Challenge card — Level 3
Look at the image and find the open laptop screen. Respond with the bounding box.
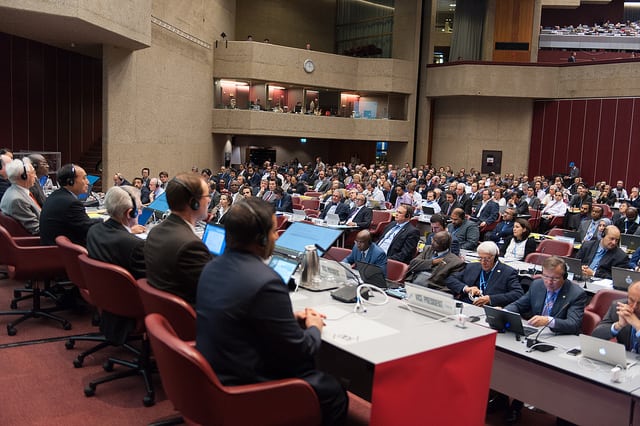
[275,222,342,257]
[201,223,226,256]
[148,192,169,213]
[268,255,299,284]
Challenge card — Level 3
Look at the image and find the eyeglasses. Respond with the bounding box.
[478,256,494,262]
[542,275,562,282]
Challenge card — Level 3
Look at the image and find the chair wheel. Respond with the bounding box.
[7,325,16,336]
[84,385,96,397]
[65,340,75,349]
[143,395,155,407]
[103,360,114,372]
[62,322,72,330]
[9,301,17,310]
[73,358,83,368]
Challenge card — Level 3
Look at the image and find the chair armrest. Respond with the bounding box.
[14,237,41,247]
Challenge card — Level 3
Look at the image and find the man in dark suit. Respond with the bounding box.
[406,231,464,288]
[578,204,604,243]
[144,173,212,305]
[87,185,146,344]
[503,256,587,422]
[39,164,102,246]
[615,206,639,235]
[196,198,347,426]
[472,189,499,228]
[485,208,516,243]
[575,225,628,280]
[507,190,529,216]
[312,170,331,193]
[446,241,523,306]
[344,193,372,229]
[441,190,461,218]
[28,153,49,207]
[273,187,293,213]
[376,204,420,264]
[455,183,472,215]
[319,190,350,222]
[343,229,387,275]
[592,281,640,351]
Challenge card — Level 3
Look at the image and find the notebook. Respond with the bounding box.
[611,266,640,291]
[483,305,538,336]
[579,334,635,369]
[201,223,226,256]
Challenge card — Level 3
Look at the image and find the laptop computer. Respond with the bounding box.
[579,334,636,369]
[611,266,640,291]
[325,213,340,226]
[561,256,585,282]
[147,191,170,213]
[291,209,306,222]
[201,223,226,256]
[561,229,581,242]
[137,207,155,226]
[621,234,640,252]
[275,222,343,258]
[268,255,300,285]
[483,305,538,336]
[423,206,436,215]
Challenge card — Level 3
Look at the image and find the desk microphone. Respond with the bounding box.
[526,300,571,352]
[314,244,367,303]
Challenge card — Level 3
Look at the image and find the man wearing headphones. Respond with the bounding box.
[0,158,41,235]
[196,197,348,426]
[86,186,147,343]
[144,172,211,305]
[446,241,523,307]
[502,256,586,423]
[377,204,420,264]
[87,186,146,280]
[575,225,628,279]
[39,164,102,246]
[0,153,12,203]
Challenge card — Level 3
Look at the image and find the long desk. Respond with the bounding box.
[462,303,640,426]
[290,289,496,426]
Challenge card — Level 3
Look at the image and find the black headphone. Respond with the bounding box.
[239,200,269,247]
[67,164,76,186]
[171,177,200,211]
[559,258,569,280]
[126,190,138,219]
[20,160,27,180]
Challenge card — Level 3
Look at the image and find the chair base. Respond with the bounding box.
[1,282,71,335]
[66,333,141,368]
[83,339,155,407]
[147,414,184,426]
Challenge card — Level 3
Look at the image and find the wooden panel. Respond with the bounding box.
[581,99,601,185]
[27,41,44,151]
[555,100,572,174]
[540,101,559,176]
[528,102,545,174]
[0,33,11,148]
[567,100,587,178]
[611,98,633,185]
[595,99,616,185]
[493,0,534,63]
[629,99,640,187]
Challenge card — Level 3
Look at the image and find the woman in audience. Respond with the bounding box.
[500,218,536,261]
[492,187,506,207]
[597,218,612,240]
[213,193,232,224]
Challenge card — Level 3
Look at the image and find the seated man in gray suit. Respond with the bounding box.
[0,158,40,235]
[405,230,464,288]
[447,208,480,251]
[502,255,587,423]
[592,281,640,351]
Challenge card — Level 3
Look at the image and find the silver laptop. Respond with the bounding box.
[291,209,306,222]
[611,266,640,291]
[579,334,636,369]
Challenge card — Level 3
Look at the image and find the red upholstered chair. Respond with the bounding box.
[547,228,568,237]
[275,215,288,230]
[56,236,120,368]
[145,313,323,426]
[536,239,573,257]
[581,310,600,335]
[77,253,155,406]
[137,278,196,342]
[387,259,409,283]
[0,212,31,237]
[585,288,627,323]
[326,247,352,262]
[304,209,320,218]
[524,252,551,266]
[301,198,320,210]
[0,225,70,335]
[593,203,613,219]
[303,191,322,197]
[369,212,392,239]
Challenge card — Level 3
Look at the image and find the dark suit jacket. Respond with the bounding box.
[274,194,293,213]
[441,200,461,217]
[86,218,146,344]
[29,179,47,207]
[377,221,420,264]
[473,200,499,224]
[144,214,212,305]
[196,249,322,384]
[86,218,146,280]
[457,194,473,215]
[319,201,350,221]
[39,188,102,246]
[343,242,387,275]
[575,240,629,279]
[346,206,373,229]
[446,261,523,306]
[592,298,636,350]
[504,279,587,334]
[616,218,639,235]
[486,220,514,243]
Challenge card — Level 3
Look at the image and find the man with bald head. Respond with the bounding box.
[575,225,628,279]
[342,229,387,275]
[405,230,464,288]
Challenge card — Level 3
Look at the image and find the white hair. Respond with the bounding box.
[477,241,499,256]
[104,186,141,219]
[5,158,33,183]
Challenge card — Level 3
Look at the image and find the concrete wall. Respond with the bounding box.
[103,0,234,185]
[430,97,533,174]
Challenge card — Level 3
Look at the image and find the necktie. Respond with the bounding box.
[542,291,557,316]
[584,221,597,241]
[29,192,41,208]
[632,328,639,353]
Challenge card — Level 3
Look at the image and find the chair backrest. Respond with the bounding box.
[137,278,196,341]
[387,259,409,283]
[594,203,613,219]
[370,210,392,229]
[301,199,320,210]
[0,212,31,237]
[581,310,600,335]
[523,252,551,266]
[585,288,627,318]
[55,235,89,290]
[326,246,351,261]
[0,225,64,279]
[145,313,321,426]
[303,191,322,197]
[536,239,573,257]
[77,253,145,319]
[276,215,288,230]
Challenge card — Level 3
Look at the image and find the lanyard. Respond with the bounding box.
[479,263,497,293]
